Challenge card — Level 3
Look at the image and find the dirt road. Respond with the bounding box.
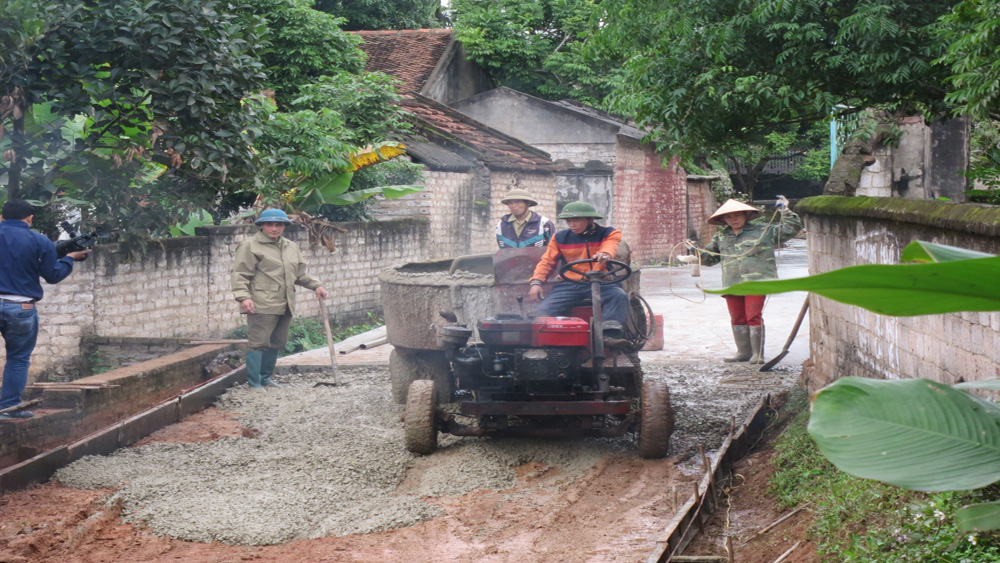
[0,246,809,562]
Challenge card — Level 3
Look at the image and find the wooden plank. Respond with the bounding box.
[646,395,775,563]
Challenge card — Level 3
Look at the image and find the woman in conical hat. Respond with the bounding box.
[681,198,802,364]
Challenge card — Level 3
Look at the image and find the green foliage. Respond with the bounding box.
[233,0,365,107]
[594,0,956,162]
[452,0,622,104]
[721,240,1000,534]
[809,377,1000,492]
[965,119,1000,203]
[1,0,268,252]
[312,0,440,32]
[2,0,415,253]
[292,72,411,147]
[317,158,425,222]
[937,0,1000,122]
[771,408,1000,561]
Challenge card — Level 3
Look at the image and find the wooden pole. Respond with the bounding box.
[318,297,342,385]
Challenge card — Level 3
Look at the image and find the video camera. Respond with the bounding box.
[55,221,107,259]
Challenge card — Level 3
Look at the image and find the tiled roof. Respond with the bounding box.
[353,29,454,94]
[552,98,645,140]
[401,94,557,172]
[397,134,476,172]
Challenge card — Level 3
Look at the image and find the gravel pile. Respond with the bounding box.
[55,362,798,546]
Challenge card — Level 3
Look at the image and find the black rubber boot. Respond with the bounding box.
[724,325,752,362]
[749,325,765,364]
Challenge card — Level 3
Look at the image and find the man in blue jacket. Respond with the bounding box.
[0,200,90,418]
[496,189,555,249]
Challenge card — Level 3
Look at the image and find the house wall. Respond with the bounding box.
[539,143,617,167]
[421,43,494,105]
[797,196,1000,393]
[8,219,430,382]
[612,138,692,264]
[451,91,619,145]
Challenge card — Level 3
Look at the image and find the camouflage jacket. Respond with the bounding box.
[700,211,802,288]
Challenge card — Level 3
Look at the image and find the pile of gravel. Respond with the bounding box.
[55,362,798,545]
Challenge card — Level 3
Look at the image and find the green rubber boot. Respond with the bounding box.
[260,349,281,387]
[749,325,765,364]
[724,325,752,362]
[245,350,264,389]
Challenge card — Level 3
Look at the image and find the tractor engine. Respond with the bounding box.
[447,315,593,396]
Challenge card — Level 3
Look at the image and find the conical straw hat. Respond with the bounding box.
[708,199,762,226]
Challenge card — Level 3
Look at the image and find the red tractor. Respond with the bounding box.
[404,258,674,458]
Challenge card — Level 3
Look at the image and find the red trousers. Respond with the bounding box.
[724,295,766,326]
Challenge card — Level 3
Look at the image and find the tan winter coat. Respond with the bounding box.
[231,230,323,315]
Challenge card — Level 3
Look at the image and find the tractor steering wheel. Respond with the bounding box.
[559,258,631,286]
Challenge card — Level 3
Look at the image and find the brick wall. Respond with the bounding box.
[798,196,1000,392]
[14,219,430,381]
[612,138,692,264]
[372,167,558,255]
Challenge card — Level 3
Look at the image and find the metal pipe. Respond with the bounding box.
[358,335,388,350]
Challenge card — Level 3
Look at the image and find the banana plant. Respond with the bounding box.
[712,241,1000,531]
[287,143,421,214]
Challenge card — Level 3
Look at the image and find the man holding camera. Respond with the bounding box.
[0,200,91,419]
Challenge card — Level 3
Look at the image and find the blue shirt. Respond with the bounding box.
[0,220,75,301]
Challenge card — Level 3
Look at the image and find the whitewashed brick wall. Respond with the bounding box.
[800,198,1000,392]
[14,219,430,381]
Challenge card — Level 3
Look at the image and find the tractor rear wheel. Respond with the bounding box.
[405,379,438,455]
[638,380,674,459]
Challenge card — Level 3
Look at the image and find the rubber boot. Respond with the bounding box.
[749,325,765,364]
[260,349,281,388]
[724,325,752,362]
[245,350,264,389]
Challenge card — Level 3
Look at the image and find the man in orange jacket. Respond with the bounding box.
[528,201,628,339]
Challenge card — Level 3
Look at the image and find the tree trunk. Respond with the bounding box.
[824,126,888,196]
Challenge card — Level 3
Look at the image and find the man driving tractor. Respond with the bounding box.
[528,201,628,344]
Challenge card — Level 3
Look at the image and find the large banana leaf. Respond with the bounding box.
[808,377,1000,492]
[296,172,354,213]
[899,241,994,263]
[955,502,1000,532]
[325,184,423,206]
[708,248,1000,316]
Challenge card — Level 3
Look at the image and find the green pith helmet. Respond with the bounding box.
[557,201,603,219]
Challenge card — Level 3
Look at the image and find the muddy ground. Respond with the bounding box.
[0,245,815,562]
[0,360,803,563]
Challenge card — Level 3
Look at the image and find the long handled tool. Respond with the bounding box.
[759,299,809,372]
[317,297,343,385]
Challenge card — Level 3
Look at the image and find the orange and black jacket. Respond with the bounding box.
[530,223,622,283]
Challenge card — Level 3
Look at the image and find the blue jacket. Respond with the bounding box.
[496,211,555,248]
[0,220,75,300]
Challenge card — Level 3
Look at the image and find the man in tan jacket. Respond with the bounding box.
[232,209,328,388]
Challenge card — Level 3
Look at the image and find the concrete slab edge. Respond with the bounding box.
[0,366,248,495]
[646,394,777,563]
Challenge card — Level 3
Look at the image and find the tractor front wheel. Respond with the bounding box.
[637,380,675,459]
[405,379,438,455]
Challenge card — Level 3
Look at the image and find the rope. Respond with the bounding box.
[665,207,788,309]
